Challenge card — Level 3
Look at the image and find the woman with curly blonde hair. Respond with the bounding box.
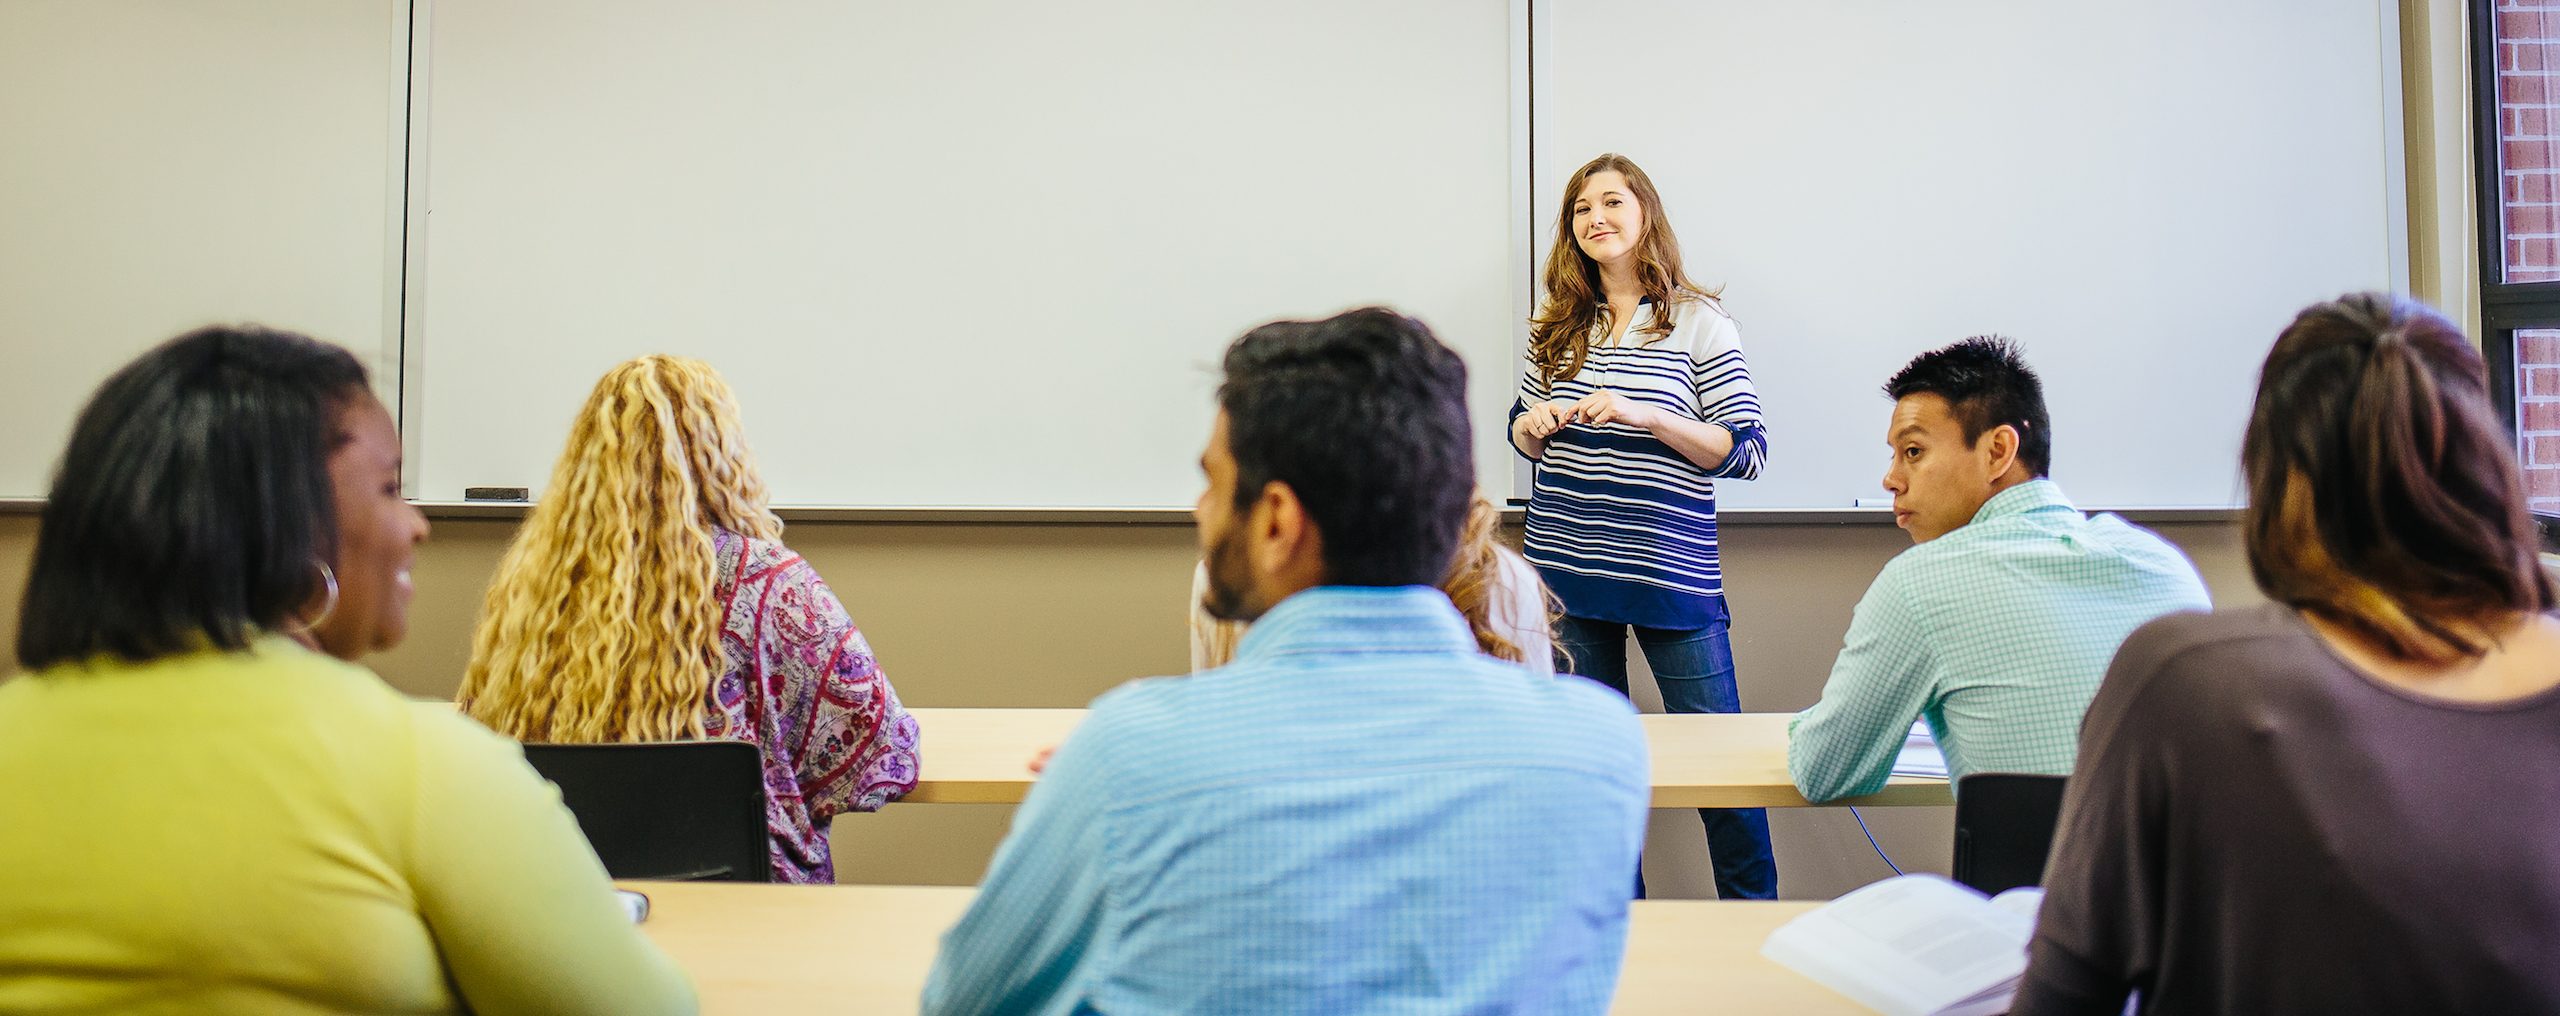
[459,355,918,884]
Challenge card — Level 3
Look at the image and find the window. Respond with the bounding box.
[2474,0,2560,542]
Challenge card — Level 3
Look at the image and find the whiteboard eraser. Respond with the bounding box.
[1852,498,1893,508]
[464,486,530,502]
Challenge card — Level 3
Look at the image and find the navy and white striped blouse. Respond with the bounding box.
[1510,298,1767,629]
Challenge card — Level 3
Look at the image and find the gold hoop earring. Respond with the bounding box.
[300,561,339,631]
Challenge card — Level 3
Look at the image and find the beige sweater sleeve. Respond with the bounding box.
[1491,547,1556,675]
[1188,561,1244,672]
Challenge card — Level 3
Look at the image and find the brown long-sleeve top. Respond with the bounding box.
[2014,604,2560,1016]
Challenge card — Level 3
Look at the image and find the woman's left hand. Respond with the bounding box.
[1568,390,1659,431]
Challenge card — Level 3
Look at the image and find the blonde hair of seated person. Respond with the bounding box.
[1192,497,1557,670]
[459,355,783,741]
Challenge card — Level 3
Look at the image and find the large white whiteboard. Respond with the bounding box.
[1531,0,2404,510]
[0,0,406,500]
[1,3,2407,510]
[407,0,1522,508]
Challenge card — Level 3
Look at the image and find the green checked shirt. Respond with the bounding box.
[1787,480,2211,802]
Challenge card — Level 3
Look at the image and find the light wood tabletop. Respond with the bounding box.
[903,707,1950,809]
[619,880,1869,1015]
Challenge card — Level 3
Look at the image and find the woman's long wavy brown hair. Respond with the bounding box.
[1527,153,1720,383]
[458,355,784,742]
[2245,293,2556,665]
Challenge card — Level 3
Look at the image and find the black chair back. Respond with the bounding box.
[1951,772,2068,896]
[521,741,771,883]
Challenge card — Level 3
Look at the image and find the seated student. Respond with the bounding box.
[923,309,1650,1015]
[1189,494,1555,673]
[457,355,918,885]
[1787,338,2210,802]
[2016,295,2560,1014]
[0,327,693,1015]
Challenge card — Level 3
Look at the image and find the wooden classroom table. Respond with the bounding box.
[903,707,1951,808]
[620,880,1868,1015]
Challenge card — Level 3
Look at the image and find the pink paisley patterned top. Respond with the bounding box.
[707,528,921,883]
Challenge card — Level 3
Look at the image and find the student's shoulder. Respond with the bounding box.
[1861,532,2045,634]
[1867,537,1970,604]
[1540,666,1643,726]
[1062,670,1276,783]
[726,530,816,584]
[255,646,527,777]
[1514,667,1648,773]
[1460,654,1640,741]
[2081,511,2190,556]
[724,532,856,623]
[1879,506,2127,586]
[2104,520,2212,602]
[404,695,538,767]
[257,641,434,719]
[1080,672,1208,742]
[2103,605,2303,710]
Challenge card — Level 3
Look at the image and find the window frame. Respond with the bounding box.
[2470,0,2560,551]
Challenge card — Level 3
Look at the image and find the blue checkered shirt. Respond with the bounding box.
[922,586,1651,1015]
[1788,480,2213,802]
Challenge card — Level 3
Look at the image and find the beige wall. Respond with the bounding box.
[0,510,2259,900]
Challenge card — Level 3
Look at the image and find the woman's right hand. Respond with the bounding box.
[1515,399,1574,442]
[1512,399,1574,459]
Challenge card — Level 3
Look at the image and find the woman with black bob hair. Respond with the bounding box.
[0,327,695,1015]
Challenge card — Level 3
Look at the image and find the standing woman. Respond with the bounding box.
[1511,153,1775,899]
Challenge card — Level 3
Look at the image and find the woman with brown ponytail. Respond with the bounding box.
[2015,293,2560,1014]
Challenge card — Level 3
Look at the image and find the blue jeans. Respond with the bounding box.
[1555,615,1778,900]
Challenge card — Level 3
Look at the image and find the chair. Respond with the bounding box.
[1951,773,2068,896]
[520,741,772,883]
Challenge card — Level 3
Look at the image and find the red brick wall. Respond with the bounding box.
[2498,3,2560,511]
[2521,330,2560,508]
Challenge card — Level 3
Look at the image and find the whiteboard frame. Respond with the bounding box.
[397,0,435,496]
[1507,0,1538,504]
[381,0,418,436]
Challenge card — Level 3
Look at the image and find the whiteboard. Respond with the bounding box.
[0,0,407,500]
[0,3,2409,511]
[408,0,1522,508]
[1530,0,2404,510]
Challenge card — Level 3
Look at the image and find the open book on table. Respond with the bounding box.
[1762,874,2043,1016]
